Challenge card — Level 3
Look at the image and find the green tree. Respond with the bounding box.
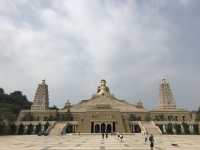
[0,88,4,94]
[0,88,32,122]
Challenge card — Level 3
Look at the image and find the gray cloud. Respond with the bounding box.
[0,0,199,110]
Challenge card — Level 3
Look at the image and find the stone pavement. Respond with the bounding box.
[0,134,200,150]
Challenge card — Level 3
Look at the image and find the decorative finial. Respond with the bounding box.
[65,100,71,106]
[42,79,45,84]
[161,78,168,84]
[136,100,144,108]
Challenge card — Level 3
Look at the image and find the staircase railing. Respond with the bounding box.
[138,121,146,135]
[47,122,56,135]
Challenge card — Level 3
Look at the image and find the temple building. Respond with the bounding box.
[16,79,200,135]
[151,79,191,122]
[159,79,176,109]
[31,80,49,110]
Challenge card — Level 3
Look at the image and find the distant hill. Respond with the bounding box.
[0,88,32,121]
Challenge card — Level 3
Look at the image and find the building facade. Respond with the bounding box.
[16,79,199,135]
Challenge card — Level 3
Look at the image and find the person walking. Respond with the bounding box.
[102,133,104,139]
[149,134,154,150]
[120,134,123,142]
[105,133,108,139]
[144,133,148,144]
[117,132,120,139]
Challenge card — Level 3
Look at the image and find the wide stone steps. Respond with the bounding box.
[139,121,162,135]
[49,122,66,135]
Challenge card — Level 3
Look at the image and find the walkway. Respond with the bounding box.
[0,134,200,150]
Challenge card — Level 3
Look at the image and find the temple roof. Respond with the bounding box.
[61,79,148,113]
[65,95,148,113]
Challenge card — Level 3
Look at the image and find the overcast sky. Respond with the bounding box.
[0,0,199,110]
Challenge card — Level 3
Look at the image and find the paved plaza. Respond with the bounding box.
[0,134,200,150]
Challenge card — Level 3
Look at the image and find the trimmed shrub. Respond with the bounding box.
[193,124,199,135]
[174,124,181,135]
[27,124,33,135]
[44,122,49,131]
[182,122,190,134]
[35,123,42,134]
[9,123,17,134]
[18,123,25,135]
[157,124,164,134]
[166,123,173,134]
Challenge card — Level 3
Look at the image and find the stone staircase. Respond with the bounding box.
[49,122,66,135]
[121,115,130,133]
[139,121,162,135]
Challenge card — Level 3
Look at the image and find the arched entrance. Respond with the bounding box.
[65,124,73,133]
[101,123,106,133]
[95,124,100,133]
[134,124,141,133]
[91,122,116,133]
[106,124,112,133]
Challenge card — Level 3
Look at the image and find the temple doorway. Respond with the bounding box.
[106,124,112,133]
[134,124,141,133]
[94,124,100,133]
[91,122,115,133]
[101,123,106,133]
[65,124,73,133]
[130,123,141,133]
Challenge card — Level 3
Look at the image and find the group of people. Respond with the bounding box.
[101,131,155,150]
[101,132,124,142]
[101,132,109,139]
[144,132,155,150]
[116,132,124,142]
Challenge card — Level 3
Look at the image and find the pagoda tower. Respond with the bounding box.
[159,79,176,109]
[31,80,49,110]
